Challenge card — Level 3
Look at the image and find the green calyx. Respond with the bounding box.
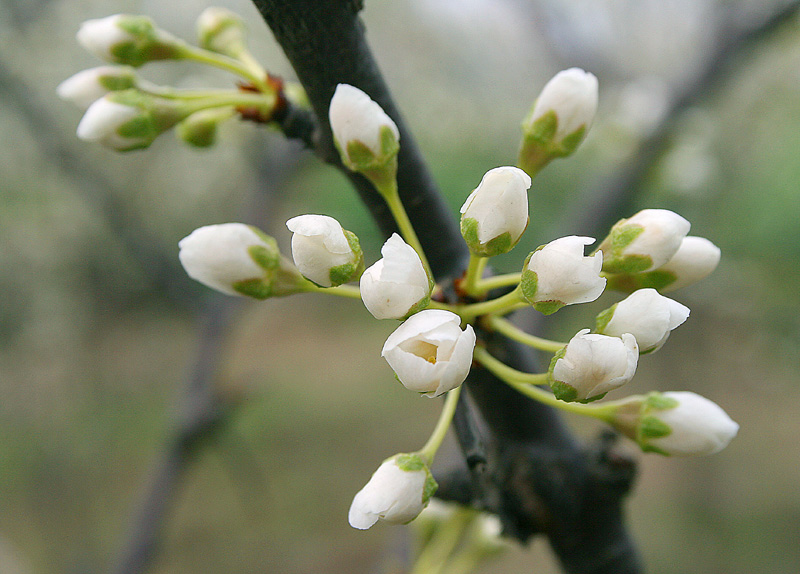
[109,90,188,149]
[599,223,654,274]
[517,110,588,176]
[112,16,183,67]
[98,68,137,92]
[460,217,516,258]
[340,124,399,174]
[519,255,565,315]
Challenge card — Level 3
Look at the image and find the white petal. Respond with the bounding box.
[651,392,739,456]
[329,84,399,155]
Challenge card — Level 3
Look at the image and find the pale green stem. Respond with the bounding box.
[178,44,270,92]
[461,254,488,297]
[307,283,363,299]
[472,272,522,293]
[456,288,524,323]
[410,509,474,574]
[472,347,616,422]
[178,91,277,116]
[485,316,566,353]
[444,544,495,574]
[378,178,432,278]
[418,385,462,465]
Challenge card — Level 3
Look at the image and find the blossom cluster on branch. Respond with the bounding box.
[60,8,739,572]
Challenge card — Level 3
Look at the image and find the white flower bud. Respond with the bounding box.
[527,68,599,146]
[76,90,186,151]
[655,236,722,292]
[599,209,691,274]
[382,309,476,397]
[286,214,364,287]
[196,7,247,56]
[613,392,739,456]
[57,66,137,111]
[549,329,638,402]
[178,223,305,299]
[348,453,437,530]
[77,14,182,67]
[460,166,531,257]
[360,234,431,319]
[329,84,400,172]
[520,236,606,315]
[596,288,690,353]
[647,392,739,456]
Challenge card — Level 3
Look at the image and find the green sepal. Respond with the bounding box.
[112,16,183,67]
[523,109,557,143]
[549,379,578,403]
[559,125,587,155]
[328,261,359,287]
[519,251,539,304]
[402,292,432,320]
[594,303,618,333]
[532,300,564,316]
[232,278,272,300]
[395,453,426,472]
[599,223,655,274]
[246,240,280,271]
[644,391,680,411]
[339,125,399,174]
[639,415,673,439]
[421,472,438,505]
[460,217,517,258]
[98,69,137,92]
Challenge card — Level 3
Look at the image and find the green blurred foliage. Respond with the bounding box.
[0,1,799,573]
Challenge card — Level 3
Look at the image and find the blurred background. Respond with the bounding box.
[1,0,799,572]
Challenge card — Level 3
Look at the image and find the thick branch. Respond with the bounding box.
[252,0,467,280]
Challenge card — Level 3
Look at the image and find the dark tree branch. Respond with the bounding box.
[251,0,467,281]
[250,2,641,573]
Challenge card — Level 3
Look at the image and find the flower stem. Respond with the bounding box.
[307,283,363,299]
[418,385,462,465]
[378,177,432,278]
[472,347,615,421]
[456,288,525,322]
[484,316,566,353]
[178,44,270,92]
[472,272,522,293]
[461,254,488,297]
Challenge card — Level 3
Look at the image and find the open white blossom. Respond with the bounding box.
[646,392,739,456]
[521,236,606,314]
[286,214,362,287]
[460,166,531,257]
[527,67,599,145]
[57,66,137,111]
[329,84,399,169]
[360,234,430,319]
[348,454,436,530]
[598,288,690,353]
[600,209,691,274]
[382,310,476,397]
[657,236,722,292]
[550,329,638,402]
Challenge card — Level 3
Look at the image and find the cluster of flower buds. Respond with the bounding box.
[61,14,739,544]
[59,10,283,150]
